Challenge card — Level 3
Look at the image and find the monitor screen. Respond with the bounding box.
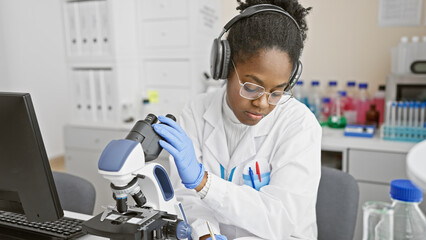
[0,92,63,222]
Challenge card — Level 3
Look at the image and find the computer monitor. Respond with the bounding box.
[0,92,63,222]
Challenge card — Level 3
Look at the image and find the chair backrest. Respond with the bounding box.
[52,171,96,215]
[316,167,359,240]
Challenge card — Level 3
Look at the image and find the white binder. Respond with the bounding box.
[72,70,85,121]
[94,70,107,122]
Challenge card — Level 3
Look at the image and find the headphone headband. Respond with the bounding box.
[218,4,302,40]
[210,3,304,85]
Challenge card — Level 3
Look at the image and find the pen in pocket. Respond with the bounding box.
[248,167,255,188]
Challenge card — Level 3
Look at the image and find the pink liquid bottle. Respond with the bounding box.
[344,81,357,124]
[373,85,386,125]
[356,83,371,124]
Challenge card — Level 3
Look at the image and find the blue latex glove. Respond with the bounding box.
[207,235,227,240]
[153,115,205,189]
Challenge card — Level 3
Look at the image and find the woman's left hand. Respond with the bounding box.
[153,115,205,189]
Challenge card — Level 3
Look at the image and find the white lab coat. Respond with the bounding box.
[169,86,322,240]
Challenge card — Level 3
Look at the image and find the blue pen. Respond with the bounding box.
[248,167,255,188]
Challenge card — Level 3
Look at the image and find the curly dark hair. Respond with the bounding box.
[227,0,311,70]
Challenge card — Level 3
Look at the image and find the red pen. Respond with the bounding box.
[256,161,261,182]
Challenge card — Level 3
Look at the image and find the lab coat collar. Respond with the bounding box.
[203,86,275,170]
[203,86,230,168]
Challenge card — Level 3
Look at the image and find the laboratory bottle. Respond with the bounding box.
[326,80,338,99]
[293,80,309,107]
[421,36,426,61]
[390,179,426,240]
[320,97,331,126]
[409,36,420,70]
[356,83,371,124]
[328,91,347,128]
[308,80,321,119]
[345,81,357,124]
[398,37,409,74]
[373,85,386,125]
[365,103,380,127]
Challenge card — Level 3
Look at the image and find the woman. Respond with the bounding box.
[153,1,320,239]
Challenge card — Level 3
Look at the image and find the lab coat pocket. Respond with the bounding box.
[242,172,270,191]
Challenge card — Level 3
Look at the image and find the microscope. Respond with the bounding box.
[82,114,192,240]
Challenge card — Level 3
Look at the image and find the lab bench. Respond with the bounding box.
[321,127,425,240]
[64,124,424,240]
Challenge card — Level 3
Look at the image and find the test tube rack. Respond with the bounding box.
[381,125,426,142]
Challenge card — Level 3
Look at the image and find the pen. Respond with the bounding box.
[249,167,255,188]
[256,161,261,182]
[206,221,216,240]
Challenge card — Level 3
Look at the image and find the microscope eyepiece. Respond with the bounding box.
[144,113,158,125]
[165,114,176,121]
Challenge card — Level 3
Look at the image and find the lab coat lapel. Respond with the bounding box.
[202,88,230,169]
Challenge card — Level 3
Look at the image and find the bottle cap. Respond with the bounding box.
[411,36,420,42]
[338,91,347,97]
[359,83,368,89]
[322,97,330,103]
[296,81,303,85]
[390,179,423,202]
[329,81,337,86]
[311,81,319,86]
[378,85,386,91]
[347,81,356,87]
[400,36,409,43]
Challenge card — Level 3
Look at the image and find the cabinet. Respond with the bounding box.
[61,0,221,124]
[322,127,424,240]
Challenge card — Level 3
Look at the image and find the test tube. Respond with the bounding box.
[386,101,392,126]
[421,102,425,129]
[391,102,396,138]
[408,101,414,127]
[402,102,408,126]
[397,102,403,127]
[414,102,420,128]
[402,102,409,137]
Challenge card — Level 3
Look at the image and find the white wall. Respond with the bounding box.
[221,0,426,95]
[1,0,424,159]
[0,0,69,158]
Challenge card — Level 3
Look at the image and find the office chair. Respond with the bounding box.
[52,171,96,215]
[316,167,359,240]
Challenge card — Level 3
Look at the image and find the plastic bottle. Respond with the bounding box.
[328,91,347,128]
[293,80,309,107]
[409,36,420,71]
[390,179,426,240]
[345,81,357,124]
[398,37,409,74]
[373,85,386,125]
[356,83,371,124]
[421,36,426,61]
[309,80,321,119]
[320,97,331,126]
[326,80,338,98]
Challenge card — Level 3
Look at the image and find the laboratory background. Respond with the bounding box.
[1,0,426,240]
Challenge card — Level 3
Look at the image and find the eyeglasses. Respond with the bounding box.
[233,62,293,105]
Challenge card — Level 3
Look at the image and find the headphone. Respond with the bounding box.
[210,4,303,90]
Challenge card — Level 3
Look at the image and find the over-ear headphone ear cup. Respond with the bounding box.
[210,38,223,80]
[287,60,303,90]
[220,40,231,79]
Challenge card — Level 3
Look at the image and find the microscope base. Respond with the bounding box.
[82,207,179,240]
